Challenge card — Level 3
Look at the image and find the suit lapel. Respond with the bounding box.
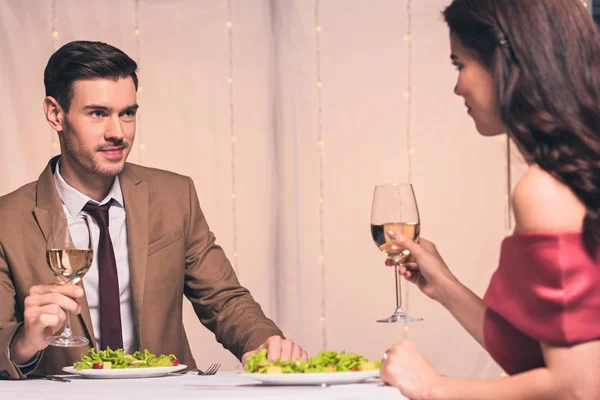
[120,165,148,348]
[33,156,96,349]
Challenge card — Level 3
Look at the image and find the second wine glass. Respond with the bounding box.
[371,183,423,323]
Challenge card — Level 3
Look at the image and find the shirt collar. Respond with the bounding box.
[53,158,124,214]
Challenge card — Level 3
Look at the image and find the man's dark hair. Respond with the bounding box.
[44,40,138,112]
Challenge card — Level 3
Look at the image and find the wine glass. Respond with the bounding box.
[45,213,94,347]
[371,183,423,323]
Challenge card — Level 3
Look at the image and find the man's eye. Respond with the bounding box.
[122,110,136,117]
[91,111,105,118]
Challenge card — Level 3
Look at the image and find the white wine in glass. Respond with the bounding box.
[371,183,423,323]
[46,213,93,347]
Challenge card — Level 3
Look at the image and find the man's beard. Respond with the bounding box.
[62,119,129,177]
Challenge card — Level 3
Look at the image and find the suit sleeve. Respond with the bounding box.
[0,242,30,379]
[182,177,283,360]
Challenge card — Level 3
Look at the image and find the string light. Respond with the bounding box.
[403,0,414,338]
[315,0,327,351]
[134,0,145,160]
[49,0,58,157]
[227,0,239,273]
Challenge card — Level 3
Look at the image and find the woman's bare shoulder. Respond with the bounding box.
[512,165,586,233]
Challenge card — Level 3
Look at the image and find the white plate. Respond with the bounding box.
[245,370,379,386]
[62,364,187,379]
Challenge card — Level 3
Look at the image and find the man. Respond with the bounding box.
[0,41,306,379]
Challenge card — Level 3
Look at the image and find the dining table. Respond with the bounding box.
[1,371,408,399]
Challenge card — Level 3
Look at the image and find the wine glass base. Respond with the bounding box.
[46,335,89,347]
[377,315,423,323]
[377,308,423,323]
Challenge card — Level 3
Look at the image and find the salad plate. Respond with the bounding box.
[246,370,379,386]
[62,364,187,379]
[64,347,184,379]
[244,349,381,386]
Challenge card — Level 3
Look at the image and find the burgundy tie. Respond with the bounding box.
[83,200,124,350]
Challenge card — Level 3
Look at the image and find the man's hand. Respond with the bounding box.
[9,284,83,364]
[241,336,308,370]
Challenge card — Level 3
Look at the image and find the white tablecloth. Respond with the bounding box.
[0,372,407,399]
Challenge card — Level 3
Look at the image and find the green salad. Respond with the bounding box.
[245,349,381,374]
[73,347,179,370]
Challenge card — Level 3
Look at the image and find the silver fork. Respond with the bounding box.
[198,363,220,376]
[45,375,71,383]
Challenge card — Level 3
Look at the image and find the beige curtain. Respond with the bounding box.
[0,0,527,378]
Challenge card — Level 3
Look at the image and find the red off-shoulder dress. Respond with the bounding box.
[483,232,600,375]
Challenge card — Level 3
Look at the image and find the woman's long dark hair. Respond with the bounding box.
[444,0,600,255]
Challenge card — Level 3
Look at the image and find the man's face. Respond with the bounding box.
[60,77,138,177]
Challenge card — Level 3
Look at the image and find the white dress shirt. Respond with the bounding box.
[53,161,138,353]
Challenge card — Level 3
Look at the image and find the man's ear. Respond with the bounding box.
[43,96,65,132]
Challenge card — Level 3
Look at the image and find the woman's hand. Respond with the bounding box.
[384,232,457,302]
[380,339,443,400]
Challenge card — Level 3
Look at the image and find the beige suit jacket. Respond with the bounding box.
[0,157,282,379]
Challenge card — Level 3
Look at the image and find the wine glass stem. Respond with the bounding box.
[395,264,403,311]
[63,311,73,338]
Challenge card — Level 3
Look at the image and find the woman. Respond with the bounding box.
[380,0,600,398]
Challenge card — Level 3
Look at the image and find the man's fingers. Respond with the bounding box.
[25,293,81,314]
[266,337,282,363]
[30,284,84,299]
[35,305,66,334]
[29,303,66,328]
[279,340,294,361]
[38,313,60,328]
[291,343,303,361]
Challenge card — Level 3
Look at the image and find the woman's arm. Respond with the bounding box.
[431,341,600,400]
[437,281,487,348]
[381,340,600,400]
[386,234,488,347]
